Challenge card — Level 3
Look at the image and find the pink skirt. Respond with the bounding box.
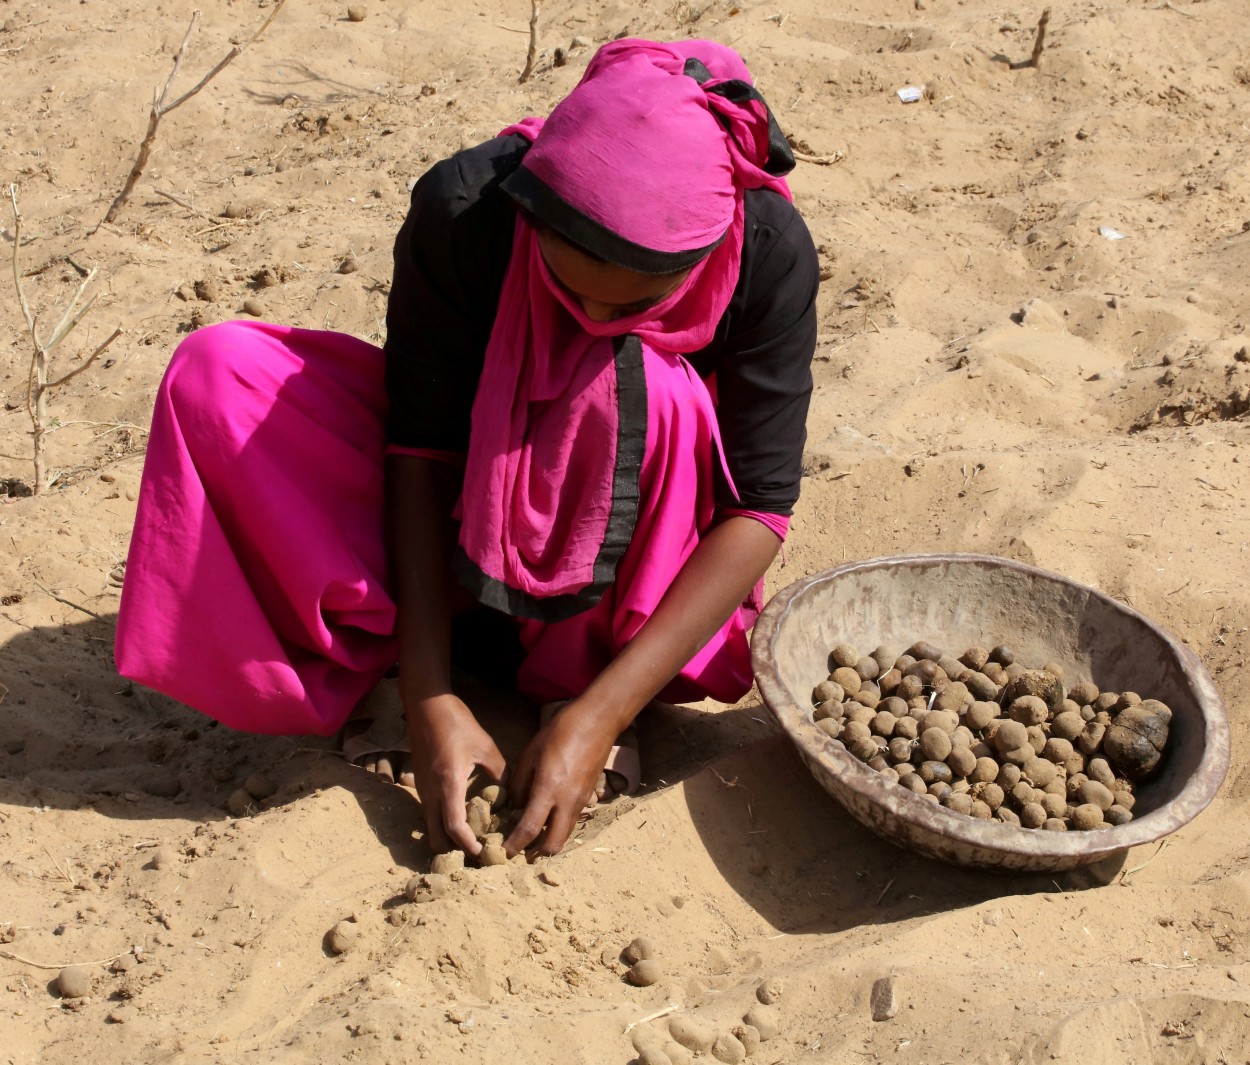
[115,320,759,736]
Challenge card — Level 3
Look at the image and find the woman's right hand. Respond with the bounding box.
[405,692,507,856]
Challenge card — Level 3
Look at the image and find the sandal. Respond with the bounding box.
[341,677,415,789]
[538,700,642,813]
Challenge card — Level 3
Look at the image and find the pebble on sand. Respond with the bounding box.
[870,976,899,1021]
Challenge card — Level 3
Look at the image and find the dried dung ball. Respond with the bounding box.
[1079,780,1115,811]
[831,667,862,694]
[991,719,1028,754]
[743,1004,779,1041]
[840,720,871,745]
[1041,792,1067,819]
[1001,744,1034,767]
[1086,757,1116,789]
[1005,669,1065,711]
[627,959,663,987]
[1117,691,1143,709]
[817,719,843,740]
[756,977,784,1005]
[623,935,658,964]
[918,760,953,785]
[224,788,255,818]
[923,709,960,735]
[969,798,992,819]
[960,646,991,671]
[1019,803,1047,829]
[1068,680,1099,706]
[995,762,1022,789]
[906,660,947,687]
[243,771,277,800]
[964,755,995,784]
[849,738,879,762]
[933,682,971,714]
[947,747,978,778]
[1008,696,1049,726]
[1021,757,1057,789]
[814,699,843,722]
[996,806,1021,826]
[669,1016,716,1054]
[871,711,898,737]
[1105,804,1134,826]
[1026,726,1047,754]
[1042,737,1074,763]
[478,842,507,866]
[732,1024,762,1055]
[1104,709,1169,780]
[57,964,92,999]
[1113,788,1136,811]
[974,782,1005,810]
[990,644,1015,666]
[879,669,902,695]
[1076,722,1107,758]
[920,728,952,761]
[830,643,860,669]
[964,671,1001,702]
[871,645,898,672]
[888,737,914,762]
[983,661,1009,685]
[963,700,999,731]
[896,675,924,701]
[907,640,943,661]
[928,781,953,802]
[847,705,876,726]
[710,1033,747,1064]
[326,919,358,954]
[856,657,880,681]
[812,679,845,705]
[1042,818,1068,831]
[902,773,928,795]
[945,792,974,815]
[950,725,975,748]
[1071,804,1104,830]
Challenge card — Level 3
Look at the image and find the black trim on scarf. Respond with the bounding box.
[682,57,796,179]
[501,165,725,275]
[452,334,648,623]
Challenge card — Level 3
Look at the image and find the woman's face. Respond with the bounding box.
[536,229,691,323]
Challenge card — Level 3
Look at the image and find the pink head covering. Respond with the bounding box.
[455,39,794,618]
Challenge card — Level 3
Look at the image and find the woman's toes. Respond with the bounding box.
[373,754,396,783]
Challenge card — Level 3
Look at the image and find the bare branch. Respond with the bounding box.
[45,271,99,351]
[1028,7,1051,69]
[46,326,122,391]
[102,0,289,225]
[519,0,540,84]
[8,186,36,335]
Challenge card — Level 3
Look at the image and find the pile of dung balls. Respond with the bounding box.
[811,641,1172,831]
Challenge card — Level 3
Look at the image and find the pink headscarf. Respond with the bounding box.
[453,39,794,619]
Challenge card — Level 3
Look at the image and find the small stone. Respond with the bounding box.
[142,772,182,798]
[242,772,276,800]
[870,976,898,1021]
[627,958,663,986]
[756,976,784,1004]
[57,965,92,999]
[241,298,266,318]
[346,5,367,21]
[326,919,357,954]
[151,846,178,870]
[225,788,255,817]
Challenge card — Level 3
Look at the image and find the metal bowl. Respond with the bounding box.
[750,553,1230,873]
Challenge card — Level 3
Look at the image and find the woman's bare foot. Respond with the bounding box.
[341,678,416,789]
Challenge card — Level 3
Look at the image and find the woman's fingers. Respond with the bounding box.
[504,792,552,856]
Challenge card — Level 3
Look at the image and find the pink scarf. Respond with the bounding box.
[453,39,793,620]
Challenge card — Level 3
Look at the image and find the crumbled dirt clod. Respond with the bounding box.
[711,1032,747,1064]
[346,5,367,21]
[431,850,465,876]
[478,842,507,866]
[756,976,784,1004]
[743,1003,779,1040]
[151,846,178,870]
[732,1024,761,1054]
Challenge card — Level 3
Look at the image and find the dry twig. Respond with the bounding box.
[102,0,288,225]
[518,0,540,84]
[1029,7,1051,68]
[9,186,122,494]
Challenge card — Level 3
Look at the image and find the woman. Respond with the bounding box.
[116,38,818,859]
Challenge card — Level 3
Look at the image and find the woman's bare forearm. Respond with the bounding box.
[582,515,781,730]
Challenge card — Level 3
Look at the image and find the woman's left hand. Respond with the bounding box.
[505,700,619,857]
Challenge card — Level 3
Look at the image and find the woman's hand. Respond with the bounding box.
[505,699,620,857]
[406,693,507,856]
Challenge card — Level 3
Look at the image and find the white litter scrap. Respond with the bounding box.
[896,85,924,103]
[1098,225,1130,240]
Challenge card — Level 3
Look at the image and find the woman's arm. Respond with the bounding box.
[504,514,781,856]
[387,454,506,855]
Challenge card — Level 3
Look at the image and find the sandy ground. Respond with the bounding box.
[3,0,1250,1062]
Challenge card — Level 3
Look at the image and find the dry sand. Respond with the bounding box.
[3,0,1249,1062]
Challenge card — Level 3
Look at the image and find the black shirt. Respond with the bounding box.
[384,135,818,515]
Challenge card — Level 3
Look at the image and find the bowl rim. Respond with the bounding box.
[751,552,1231,862]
